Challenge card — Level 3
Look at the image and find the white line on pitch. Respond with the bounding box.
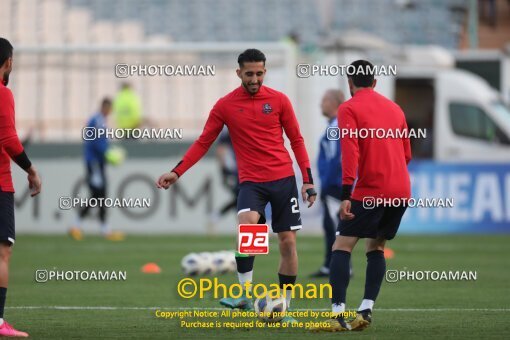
[5,306,510,312]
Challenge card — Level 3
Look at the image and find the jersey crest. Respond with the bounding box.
[262,103,273,114]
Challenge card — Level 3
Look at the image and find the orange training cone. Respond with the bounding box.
[142,262,161,274]
[384,248,395,259]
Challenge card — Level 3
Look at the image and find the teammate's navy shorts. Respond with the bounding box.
[336,199,407,240]
[0,190,15,245]
[237,176,301,233]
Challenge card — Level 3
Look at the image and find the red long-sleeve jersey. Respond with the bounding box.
[173,85,313,184]
[339,88,411,200]
[0,82,25,192]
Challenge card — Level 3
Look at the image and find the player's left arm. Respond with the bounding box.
[338,105,358,220]
[280,94,316,207]
[402,115,412,164]
[0,89,41,196]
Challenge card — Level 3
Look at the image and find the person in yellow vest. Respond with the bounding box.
[113,83,142,130]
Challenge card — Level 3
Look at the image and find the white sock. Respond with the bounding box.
[280,289,292,308]
[238,271,253,293]
[0,318,3,325]
[358,299,374,311]
[332,303,345,313]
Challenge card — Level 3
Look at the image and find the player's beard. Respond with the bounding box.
[2,71,9,86]
[243,81,261,94]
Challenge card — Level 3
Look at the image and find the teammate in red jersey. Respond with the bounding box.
[157,49,316,323]
[312,60,411,332]
[0,37,42,338]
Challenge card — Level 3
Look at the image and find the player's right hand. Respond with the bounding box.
[156,171,178,189]
[339,200,355,220]
[27,166,41,197]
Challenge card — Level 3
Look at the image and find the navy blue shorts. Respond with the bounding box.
[0,190,15,245]
[336,199,407,240]
[237,176,301,233]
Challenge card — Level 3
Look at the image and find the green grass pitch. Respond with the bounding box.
[6,234,510,339]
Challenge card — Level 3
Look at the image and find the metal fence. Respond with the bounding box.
[10,43,296,141]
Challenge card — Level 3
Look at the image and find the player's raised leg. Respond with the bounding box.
[219,210,260,310]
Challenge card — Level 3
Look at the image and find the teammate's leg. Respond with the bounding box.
[0,191,28,337]
[330,236,358,314]
[0,242,11,324]
[310,235,359,332]
[349,206,406,331]
[348,237,385,331]
[361,237,386,310]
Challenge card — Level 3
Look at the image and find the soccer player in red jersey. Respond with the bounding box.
[157,49,316,323]
[0,37,42,338]
[312,60,411,332]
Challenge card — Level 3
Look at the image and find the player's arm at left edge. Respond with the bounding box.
[401,114,412,165]
[338,105,358,220]
[280,94,316,207]
[156,102,225,189]
[0,88,41,196]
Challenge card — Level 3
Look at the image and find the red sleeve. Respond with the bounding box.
[402,116,412,165]
[339,104,359,185]
[280,94,313,184]
[0,88,24,158]
[172,101,224,176]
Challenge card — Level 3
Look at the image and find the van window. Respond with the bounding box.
[449,103,510,145]
[395,78,434,159]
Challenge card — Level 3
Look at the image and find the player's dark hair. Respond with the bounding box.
[0,38,13,66]
[237,49,266,67]
[101,97,112,107]
[348,60,375,88]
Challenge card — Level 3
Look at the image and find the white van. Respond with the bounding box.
[395,66,510,162]
[316,45,510,162]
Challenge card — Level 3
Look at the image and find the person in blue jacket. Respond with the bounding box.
[310,89,351,278]
[70,98,124,241]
